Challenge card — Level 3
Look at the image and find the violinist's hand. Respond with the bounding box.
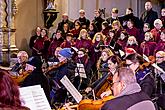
[64,103,74,110]
[100,90,112,99]
[154,68,161,75]
[85,87,92,93]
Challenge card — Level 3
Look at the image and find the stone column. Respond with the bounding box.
[0,0,18,65]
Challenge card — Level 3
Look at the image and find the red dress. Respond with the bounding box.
[150,28,164,43]
[140,41,157,56]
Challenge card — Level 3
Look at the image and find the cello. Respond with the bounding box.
[77,71,114,110]
[88,71,113,99]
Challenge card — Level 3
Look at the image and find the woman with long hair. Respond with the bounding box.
[97,48,114,78]
[0,69,29,109]
[75,29,92,55]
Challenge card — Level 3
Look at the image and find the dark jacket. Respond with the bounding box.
[126,27,140,43]
[106,17,122,28]
[92,16,105,31]
[101,83,155,110]
[76,17,90,29]
[140,9,158,29]
[29,34,40,50]
[48,59,76,103]
[75,39,92,52]
[136,68,155,97]
[48,37,64,58]
[57,19,74,32]
[120,13,141,29]
[154,40,165,54]
[21,56,50,104]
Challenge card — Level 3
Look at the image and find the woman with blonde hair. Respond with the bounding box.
[112,20,123,30]
[112,20,123,41]
[91,32,105,71]
[92,32,105,44]
[75,29,92,54]
[77,29,91,40]
[97,48,113,78]
[125,36,139,52]
[139,32,156,56]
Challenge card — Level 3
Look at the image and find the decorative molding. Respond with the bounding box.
[0,0,18,65]
[0,0,7,28]
[12,0,18,17]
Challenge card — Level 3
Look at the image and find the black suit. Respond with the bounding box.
[140,9,158,29]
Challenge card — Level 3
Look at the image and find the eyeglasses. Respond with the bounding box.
[57,55,62,58]
[125,63,133,67]
[156,56,164,59]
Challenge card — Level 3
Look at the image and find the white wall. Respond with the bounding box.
[67,0,139,21]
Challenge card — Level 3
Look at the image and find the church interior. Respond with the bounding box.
[0,0,165,110]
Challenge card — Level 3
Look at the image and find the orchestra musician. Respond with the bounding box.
[101,67,156,110]
[124,48,156,97]
[154,51,165,109]
[85,55,122,98]
[11,51,35,75]
[96,48,113,79]
[154,51,165,94]
[48,48,76,107]
[73,48,93,90]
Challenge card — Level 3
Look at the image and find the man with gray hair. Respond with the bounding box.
[101,67,156,110]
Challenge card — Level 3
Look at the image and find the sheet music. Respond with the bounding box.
[19,85,51,110]
[75,63,87,78]
[60,75,82,103]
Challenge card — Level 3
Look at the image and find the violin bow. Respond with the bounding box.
[92,90,96,100]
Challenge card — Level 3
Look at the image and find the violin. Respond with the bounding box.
[139,55,156,70]
[58,104,78,110]
[44,59,67,74]
[78,95,114,110]
[10,70,32,85]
